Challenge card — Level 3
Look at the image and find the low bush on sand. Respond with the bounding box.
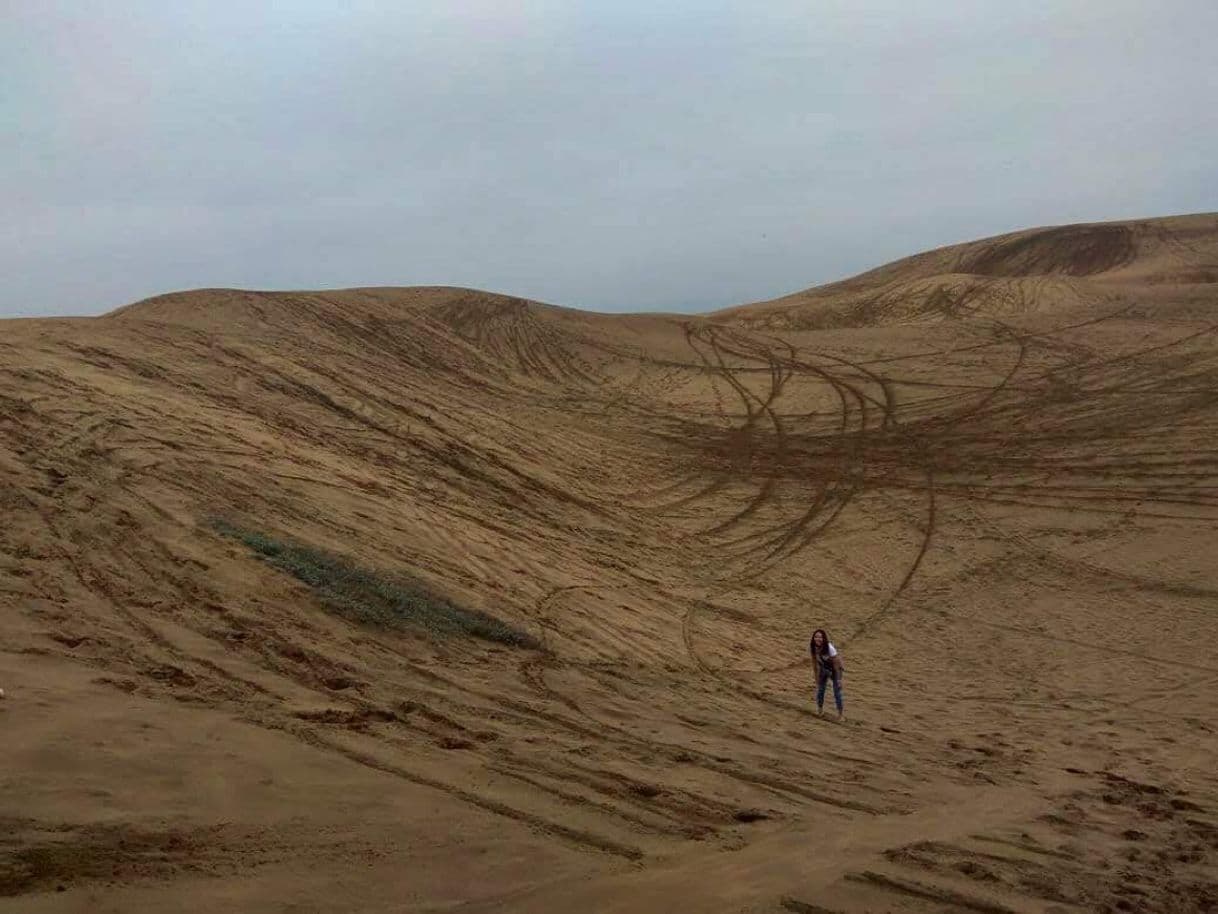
[211,519,539,649]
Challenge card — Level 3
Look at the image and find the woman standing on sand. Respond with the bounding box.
[810,629,844,721]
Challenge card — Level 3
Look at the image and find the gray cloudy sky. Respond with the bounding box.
[5,1,1216,318]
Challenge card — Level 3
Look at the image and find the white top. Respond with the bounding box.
[812,640,837,659]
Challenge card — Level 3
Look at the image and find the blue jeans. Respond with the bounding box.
[817,669,843,713]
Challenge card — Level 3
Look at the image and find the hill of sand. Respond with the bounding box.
[2,213,1217,913]
[717,212,1218,328]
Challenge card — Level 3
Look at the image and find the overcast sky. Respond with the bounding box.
[5,1,1216,318]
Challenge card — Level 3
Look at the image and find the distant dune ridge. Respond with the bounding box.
[108,213,1218,332]
[2,213,1216,912]
[715,212,1218,328]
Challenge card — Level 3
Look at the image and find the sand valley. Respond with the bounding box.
[3,214,1217,913]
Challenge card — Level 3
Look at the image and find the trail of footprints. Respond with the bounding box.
[778,770,1218,914]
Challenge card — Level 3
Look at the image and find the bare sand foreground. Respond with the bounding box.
[2,214,1217,913]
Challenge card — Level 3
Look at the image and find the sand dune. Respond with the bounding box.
[2,213,1217,912]
[716,212,1218,328]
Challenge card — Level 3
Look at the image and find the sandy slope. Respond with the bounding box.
[717,212,1218,328]
[2,214,1217,912]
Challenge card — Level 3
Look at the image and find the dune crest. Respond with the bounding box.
[716,212,1218,328]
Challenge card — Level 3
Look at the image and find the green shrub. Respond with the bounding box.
[211,519,538,649]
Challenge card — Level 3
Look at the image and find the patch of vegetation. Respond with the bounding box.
[211,519,539,649]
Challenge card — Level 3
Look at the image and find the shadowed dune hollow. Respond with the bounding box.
[3,214,1217,913]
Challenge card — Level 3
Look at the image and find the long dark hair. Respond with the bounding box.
[811,628,831,657]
